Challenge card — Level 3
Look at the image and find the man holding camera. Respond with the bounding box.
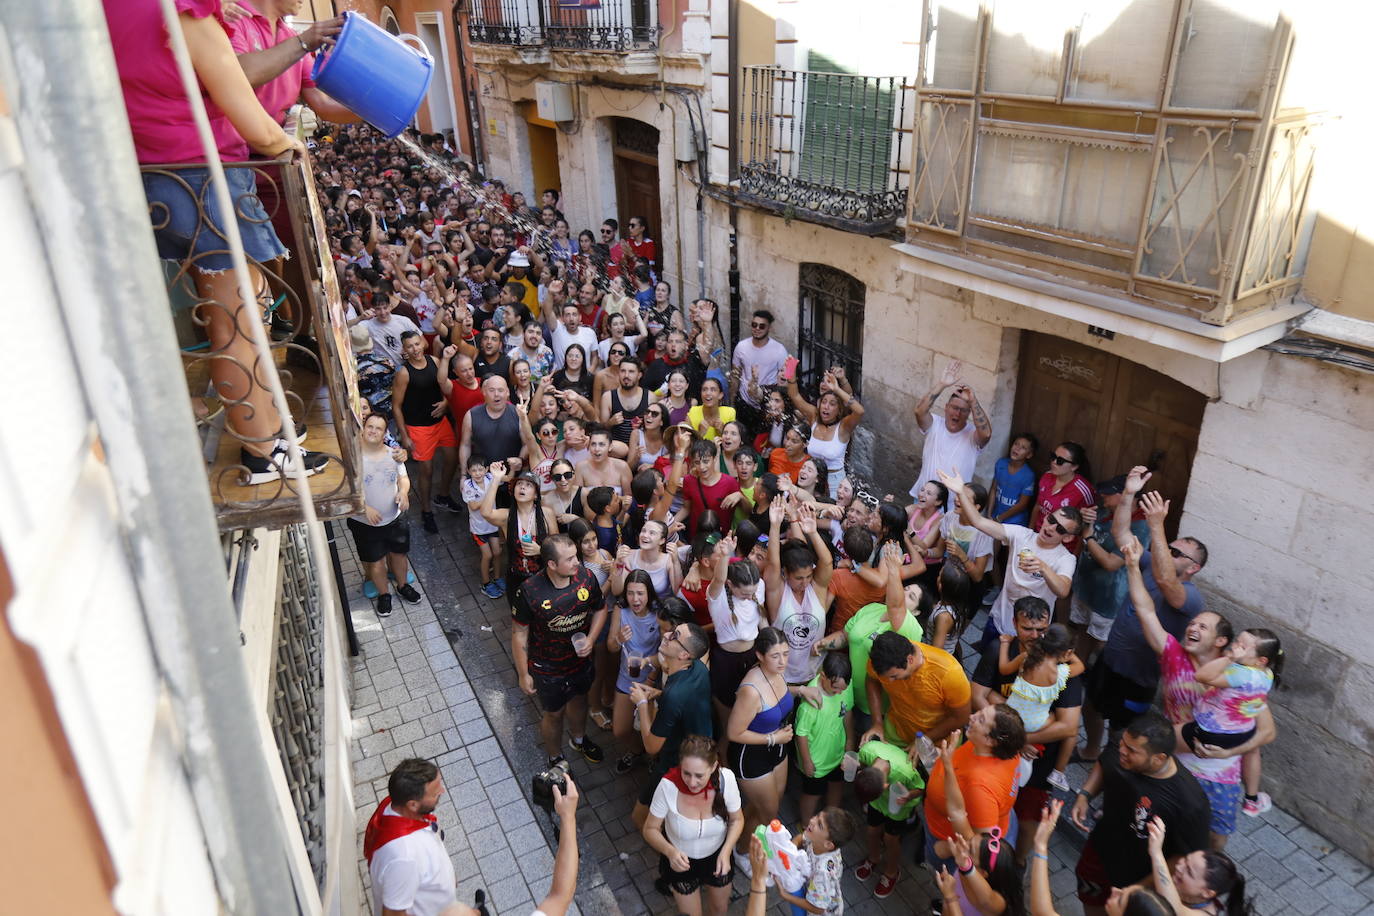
[512,534,608,766]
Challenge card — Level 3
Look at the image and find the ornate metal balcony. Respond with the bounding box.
[738,66,913,235]
[142,157,364,531]
[544,0,658,52]
[466,0,544,47]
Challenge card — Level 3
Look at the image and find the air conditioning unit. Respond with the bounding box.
[535,81,574,122]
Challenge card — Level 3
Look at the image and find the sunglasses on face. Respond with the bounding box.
[1169,545,1199,565]
[1051,454,1074,466]
[552,470,574,481]
[1047,517,1072,536]
[750,321,768,330]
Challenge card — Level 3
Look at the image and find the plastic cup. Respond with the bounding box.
[627,656,643,678]
[571,633,589,654]
[841,751,860,782]
[888,781,906,815]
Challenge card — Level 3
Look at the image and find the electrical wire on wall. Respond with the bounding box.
[1264,336,1374,373]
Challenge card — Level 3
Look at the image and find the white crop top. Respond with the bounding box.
[649,768,743,859]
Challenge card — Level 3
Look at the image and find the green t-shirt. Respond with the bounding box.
[793,676,853,777]
[859,739,925,820]
[845,602,924,714]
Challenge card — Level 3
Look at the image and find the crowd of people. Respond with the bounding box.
[107,0,1287,909]
[322,122,1286,916]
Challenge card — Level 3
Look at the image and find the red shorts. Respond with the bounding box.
[407,421,456,461]
[1075,840,1111,907]
[1013,785,1050,822]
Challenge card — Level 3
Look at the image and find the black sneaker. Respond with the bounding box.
[396,583,422,603]
[570,736,604,764]
[547,753,568,769]
[422,511,438,533]
[240,439,327,485]
[376,593,393,617]
[614,752,642,776]
[433,494,461,513]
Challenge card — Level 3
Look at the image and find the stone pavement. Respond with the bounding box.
[341,509,1374,916]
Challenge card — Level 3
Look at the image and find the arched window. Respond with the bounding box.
[798,263,865,397]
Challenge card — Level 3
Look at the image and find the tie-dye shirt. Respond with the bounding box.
[1193,663,1273,734]
[1158,637,1241,784]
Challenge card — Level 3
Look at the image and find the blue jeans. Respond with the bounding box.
[142,166,287,273]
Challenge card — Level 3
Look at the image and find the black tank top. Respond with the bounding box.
[468,405,525,461]
[400,356,444,428]
[609,387,647,444]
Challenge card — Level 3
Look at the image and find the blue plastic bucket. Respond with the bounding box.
[311,12,434,138]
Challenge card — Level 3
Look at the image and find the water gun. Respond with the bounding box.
[753,820,809,893]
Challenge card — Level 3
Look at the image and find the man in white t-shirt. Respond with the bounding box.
[551,302,599,371]
[729,308,789,409]
[364,758,475,916]
[938,468,1079,636]
[910,360,992,507]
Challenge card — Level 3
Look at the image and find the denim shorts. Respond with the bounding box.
[142,166,288,273]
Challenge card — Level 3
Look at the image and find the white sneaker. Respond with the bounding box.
[240,439,327,484]
[733,849,753,878]
[1047,769,1071,792]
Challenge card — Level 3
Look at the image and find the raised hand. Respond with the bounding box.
[1119,534,1142,566]
[1139,490,1170,523]
[1125,465,1152,495]
[939,360,963,389]
[1146,816,1167,858]
[936,467,966,496]
[1035,798,1065,851]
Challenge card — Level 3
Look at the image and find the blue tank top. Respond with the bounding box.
[746,680,795,733]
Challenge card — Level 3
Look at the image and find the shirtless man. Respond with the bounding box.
[599,357,649,460]
[572,426,633,496]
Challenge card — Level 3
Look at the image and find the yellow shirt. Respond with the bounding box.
[868,644,971,744]
[687,405,737,440]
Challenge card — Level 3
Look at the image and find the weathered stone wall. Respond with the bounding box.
[1181,351,1374,864]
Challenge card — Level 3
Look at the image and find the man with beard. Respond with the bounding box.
[364,758,477,916]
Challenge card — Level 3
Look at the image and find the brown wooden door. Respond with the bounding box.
[1012,333,1207,540]
[613,154,661,246]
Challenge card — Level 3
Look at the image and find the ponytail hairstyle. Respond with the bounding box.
[1244,627,1284,687]
[676,735,728,821]
[780,538,819,575]
[877,502,907,549]
[1200,850,1253,916]
[752,626,788,661]
[1122,889,1174,916]
[724,558,761,628]
[733,519,762,560]
[624,468,659,546]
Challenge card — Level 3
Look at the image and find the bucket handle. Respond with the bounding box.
[395,34,434,61]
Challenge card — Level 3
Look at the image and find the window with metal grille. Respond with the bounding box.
[797,263,865,398]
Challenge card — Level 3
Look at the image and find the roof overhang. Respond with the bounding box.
[892,241,1312,364]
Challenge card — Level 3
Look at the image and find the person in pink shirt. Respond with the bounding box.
[105,0,325,482]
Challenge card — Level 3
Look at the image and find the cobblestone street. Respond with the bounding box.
[342,510,1374,916]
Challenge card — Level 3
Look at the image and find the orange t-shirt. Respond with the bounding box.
[867,644,971,744]
[924,740,1019,841]
[827,568,886,634]
[768,449,807,484]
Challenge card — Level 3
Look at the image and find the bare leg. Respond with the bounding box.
[612,692,642,748]
[735,762,787,855]
[415,459,434,512]
[564,692,589,745]
[703,880,731,916]
[797,791,821,828]
[671,889,702,916]
[387,552,410,585]
[1242,747,1263,796]
[539,709,566,758]
[366,560,390,596]
[1080,701,1105,761]
[865,825,882,866]
[436,446,459,500]
[198,267,282,457]
[880,832,901,881]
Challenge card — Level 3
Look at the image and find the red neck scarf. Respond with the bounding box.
[665,766,715,797]
[363,796,437,864]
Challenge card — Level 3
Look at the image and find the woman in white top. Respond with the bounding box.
[610,518,681,599]
[597,309,646,363]
[628,402,671,471]
[642,735,744,916]
[786,366,865,498]
[705,543,765,732]
[764,500,834,684]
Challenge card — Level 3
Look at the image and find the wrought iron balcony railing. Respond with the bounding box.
[466,0,543,46]
[142,157,364,531]
[466,0,659,51]
[738,66,913,235]
[545,0,658,52]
